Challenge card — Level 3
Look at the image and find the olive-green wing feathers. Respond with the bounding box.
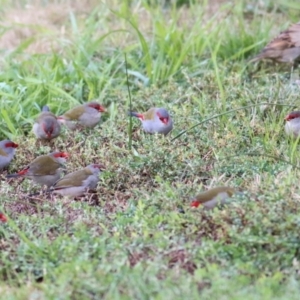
[54,168,92,188]
[30,156,62,175]
[63,106,85,120]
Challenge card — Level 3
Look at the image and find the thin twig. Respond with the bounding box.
[171,102,295,141]
[125,53,133,150]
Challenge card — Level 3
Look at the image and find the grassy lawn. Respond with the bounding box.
[1,0,300,298]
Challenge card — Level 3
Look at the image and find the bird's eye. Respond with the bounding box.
[285,112,300,121]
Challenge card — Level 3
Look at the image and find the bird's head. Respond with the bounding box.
[156,108,170,125]
[53,152,69,159]
[88,102,105,113]
[52,152,69,164]
[285,111,300,121]
[87,163,106,175]
[42,122,54,139]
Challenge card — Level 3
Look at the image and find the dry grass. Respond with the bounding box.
[0,0,99,53]
[0,0,247,54]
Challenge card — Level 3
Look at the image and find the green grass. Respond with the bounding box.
[1,0,300,298]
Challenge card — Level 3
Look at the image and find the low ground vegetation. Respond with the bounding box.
[1,0,300,298]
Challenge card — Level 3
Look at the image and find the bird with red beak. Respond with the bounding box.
[0,140,18,170]
[129,107,173,135]
[190,187,236,210]
[33,105,61,141]
[51,163,106,198]
[284,111,300,138]
[7,151,69,187]
[58,101,105,130]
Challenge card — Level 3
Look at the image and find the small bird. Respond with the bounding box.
[129,107,173,135]
[190,186,236,209]
[51,163,106,198]
[0,140,18,170]
[7,152,69,187]
[57,101,105,130]
[284,111,300,138]
[250,22,300,65]
[0,211,7,223]
[33,105,61,141]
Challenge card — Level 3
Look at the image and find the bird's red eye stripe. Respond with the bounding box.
[190,200,201,208]
[5,142,18,148]
[89,104,105,112]
[285,113,300,121]
[54,152,69,158]
[156,112,169,124]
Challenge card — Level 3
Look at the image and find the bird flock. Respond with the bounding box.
[0,103,173,222]
[1,21,300,222]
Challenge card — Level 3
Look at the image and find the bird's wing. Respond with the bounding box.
[0,148,8,157]
[143,108,156,120]
[252,23,300,61]
[63,106,85,120]
[30,156,61,175]
[54,168,92,189]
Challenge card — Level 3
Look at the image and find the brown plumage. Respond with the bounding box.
[251,22,300,64]
[33,106,61,141]
[58,102,105,130]
[52,164,106,198]
[6,152,69,187]
[190,187,236,209]
[129,107,173,135]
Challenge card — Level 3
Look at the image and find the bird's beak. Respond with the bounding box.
[99,106,106,113]
[0,213,7,223]
[162,118,169,125]
[284,115,290,121]
[190,200,201,208]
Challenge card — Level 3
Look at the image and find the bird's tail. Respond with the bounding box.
[6,167,29,178]
[248,53,266,63]
[6,173,22,178]
[42,105,50,112]
[128,111,143,119]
